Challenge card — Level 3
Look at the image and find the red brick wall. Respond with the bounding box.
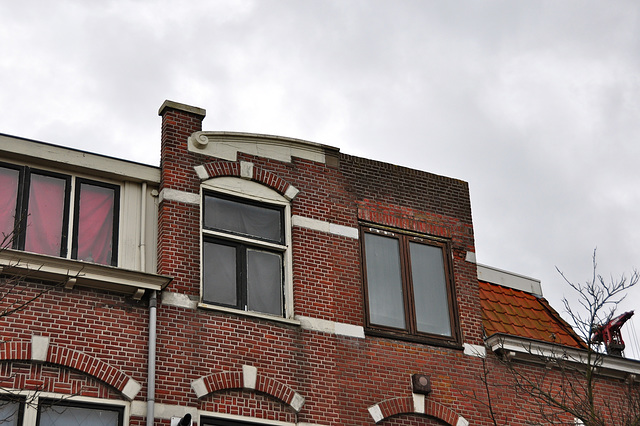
[153,104,493,425]
[3,102,630,426]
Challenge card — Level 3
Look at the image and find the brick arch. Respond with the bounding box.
[196,161,299,200]
[191,365,305,413]
[0,337,141,400]
[368,396,468,426]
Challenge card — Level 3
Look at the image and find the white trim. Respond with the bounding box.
[240,161,253,179]
[243,365,258,389]
[291,215,359,239]
[0,133,160,183]
[463,343,487,358]
[290,392,305,413]
[0,249,171,298]
[465,251,476,263]
[131,400,198,421]
[296,316,365,338]
[191,377,208,399]
[368,404,384,423]
[486,334,640,378]
[283,185,299,200]
[457,416,470,426]
[31,335,49,362]
[477,263,543,296]
[187,131,338,165]
[413,393,425,413]
[197,302,301,325]
[162,291,199,309]
[0,390,131,426]
[121,378,142,401]
[159,188,200,205]
[194,165,209,180]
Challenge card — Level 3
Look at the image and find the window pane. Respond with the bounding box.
[203,241,237,307]
[364,233,406,329]
[0,400,21,426]
[38,405,119,426]
[204,195,282,243]
[410,242,452,336]
[25,173,66,257]
[247,249,282,315]
[76,183,116,265]
[0,166,19,247]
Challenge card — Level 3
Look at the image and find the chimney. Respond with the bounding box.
[157,100,206,191]
[156,101,206,290]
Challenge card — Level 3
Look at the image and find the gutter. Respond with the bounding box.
[485,333,640,381]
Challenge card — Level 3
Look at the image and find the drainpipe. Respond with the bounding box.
[141,183,157,426]
[147,290,157,426]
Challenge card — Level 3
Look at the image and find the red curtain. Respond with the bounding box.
[24,174,66,256]
[0,167,19,247]
[76,183,114,265]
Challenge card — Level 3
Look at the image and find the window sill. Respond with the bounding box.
[0,249,172,299]
[365,328,463,350]
[197,302,301,326]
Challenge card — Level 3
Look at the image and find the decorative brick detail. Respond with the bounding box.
[369,396,463,425]
[192,367,305,412]
[199,160,297,199]
[0,339,140,400]
[0,341,31,361]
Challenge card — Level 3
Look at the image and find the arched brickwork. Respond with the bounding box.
[198,161,297,199]
[369,396,468,426]
[0,338,141,400]
[191,366,305,413]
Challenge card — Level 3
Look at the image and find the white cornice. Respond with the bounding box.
[0,133,160,183]
[0,249,172,299]
[486,333,640,380]
[188,131,340,164]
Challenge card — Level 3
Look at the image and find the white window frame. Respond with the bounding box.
[0,390,130,426]
[0,160,123,267]
[199,177,294,322]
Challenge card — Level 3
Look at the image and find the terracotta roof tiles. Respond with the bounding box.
[479,280,586,349]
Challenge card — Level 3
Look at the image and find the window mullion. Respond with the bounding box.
[238,244,247,311]
[399,236,416,334]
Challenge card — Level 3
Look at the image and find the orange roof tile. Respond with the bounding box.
[479,280,586,349]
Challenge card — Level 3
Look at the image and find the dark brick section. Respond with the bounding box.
[340,153,473,225]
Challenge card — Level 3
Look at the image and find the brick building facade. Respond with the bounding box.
[0,100,638,426]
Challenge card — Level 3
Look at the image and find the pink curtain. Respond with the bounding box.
[0,167,19,247]
[76,184,114,265]
[25,174,66,256]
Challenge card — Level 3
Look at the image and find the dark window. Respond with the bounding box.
[201,417,277,426]
[0,163,119,266]
[361,226,459,345]
[202,192,285,316]
[37,399,123,426]
[0,396,24,426]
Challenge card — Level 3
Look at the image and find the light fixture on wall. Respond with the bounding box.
[411,374,432,395]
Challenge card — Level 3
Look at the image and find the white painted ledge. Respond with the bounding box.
[296,316,365,338]
[158,188,200,205]
[292,215,358,239]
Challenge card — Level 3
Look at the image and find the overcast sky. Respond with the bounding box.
[2,1,640,355]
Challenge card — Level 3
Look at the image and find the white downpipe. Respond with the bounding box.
[147,290,157,426]
[142,183,156,426]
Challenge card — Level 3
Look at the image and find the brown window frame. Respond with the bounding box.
[360,225,461,347]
